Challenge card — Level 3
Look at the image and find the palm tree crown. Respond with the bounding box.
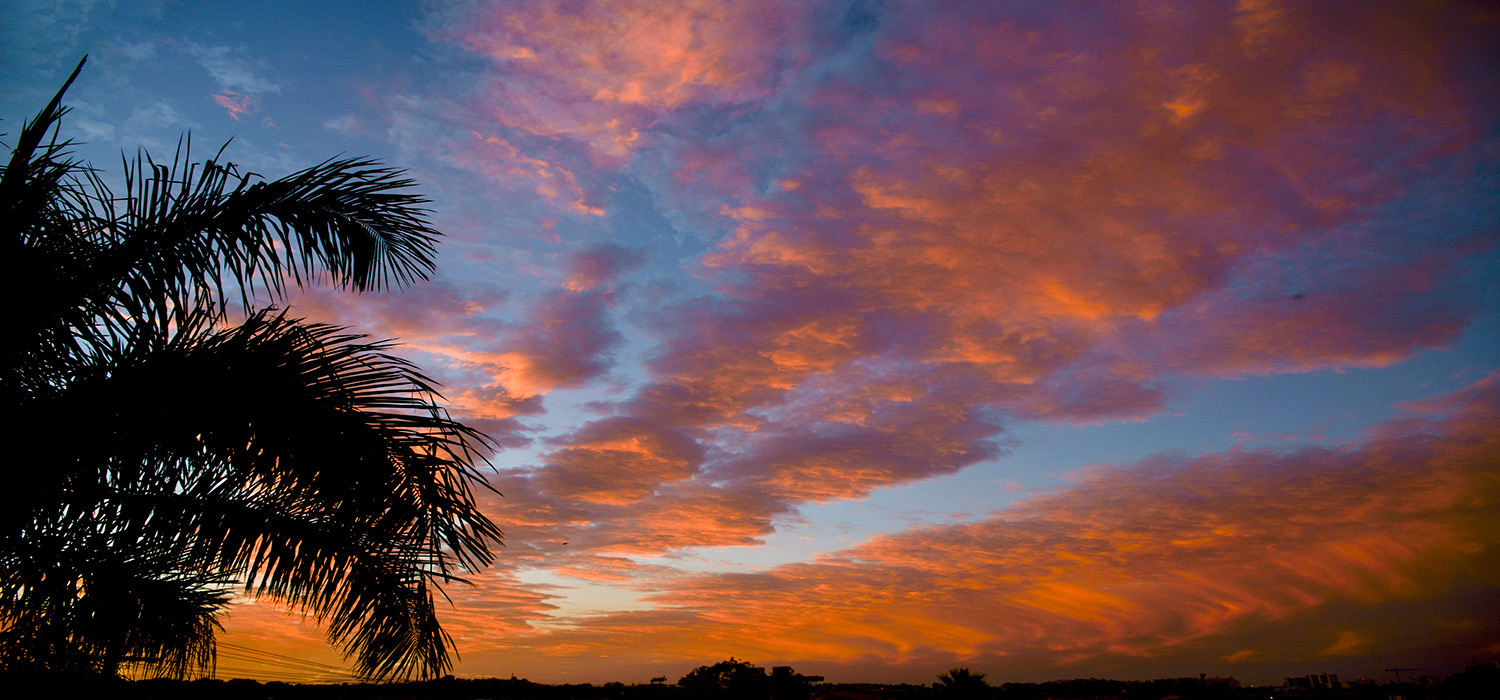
[934,667,990,698]
[2,58,502,680]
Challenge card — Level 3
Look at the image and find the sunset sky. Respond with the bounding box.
[3,0,1498,686]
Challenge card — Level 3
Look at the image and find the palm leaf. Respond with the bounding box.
[4,62,502,680]
[13,309,499,678]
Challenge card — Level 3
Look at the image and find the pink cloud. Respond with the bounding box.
[492,287,623,396]
[457,131,607,215]
[282,279,506,346]
[212,90,259,120]
[564,242,644,292]
[439,0,803,160]
[278,254,627,435]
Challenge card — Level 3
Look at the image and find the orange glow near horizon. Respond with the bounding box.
[217,374,1500,682]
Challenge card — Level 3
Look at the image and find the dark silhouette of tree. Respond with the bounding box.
[935,667,990,698]
[678,658,773,699]
[1,59,501,680]
[770,665,822,700]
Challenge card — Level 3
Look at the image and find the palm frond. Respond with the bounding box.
[98,148,441,319]
[0,56,85,212]
[4,62,502,680]
[15,309,499,679]
[0,512,227,677]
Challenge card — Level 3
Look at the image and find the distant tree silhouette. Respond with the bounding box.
[679,658,773,699]
[1,59,501,680]
[935,667,990,698]
[770,665,822,700]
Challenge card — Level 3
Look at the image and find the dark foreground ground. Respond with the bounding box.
[4,665,1496,700]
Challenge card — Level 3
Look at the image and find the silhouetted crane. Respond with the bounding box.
[1385,668,1425,683]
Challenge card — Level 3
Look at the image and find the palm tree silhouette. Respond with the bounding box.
[1,59,502,680]
[934,667,990,698]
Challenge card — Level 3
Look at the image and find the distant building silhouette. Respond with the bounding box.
[1284,672,1338,690]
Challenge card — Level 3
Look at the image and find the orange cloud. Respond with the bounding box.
[460,131,607,215]
[447,0,799,159]
[212,90,259,120]
[537,417,704,505]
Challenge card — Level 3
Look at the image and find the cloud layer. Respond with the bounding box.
[200,0,1499,682]
[397,0,1499,564]
[465,373,1500,679]
[222,371,1500,681]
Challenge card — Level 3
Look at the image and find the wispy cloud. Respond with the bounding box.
[212,90,259,120]
[188,43,282,94]
[187,42,281,122]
